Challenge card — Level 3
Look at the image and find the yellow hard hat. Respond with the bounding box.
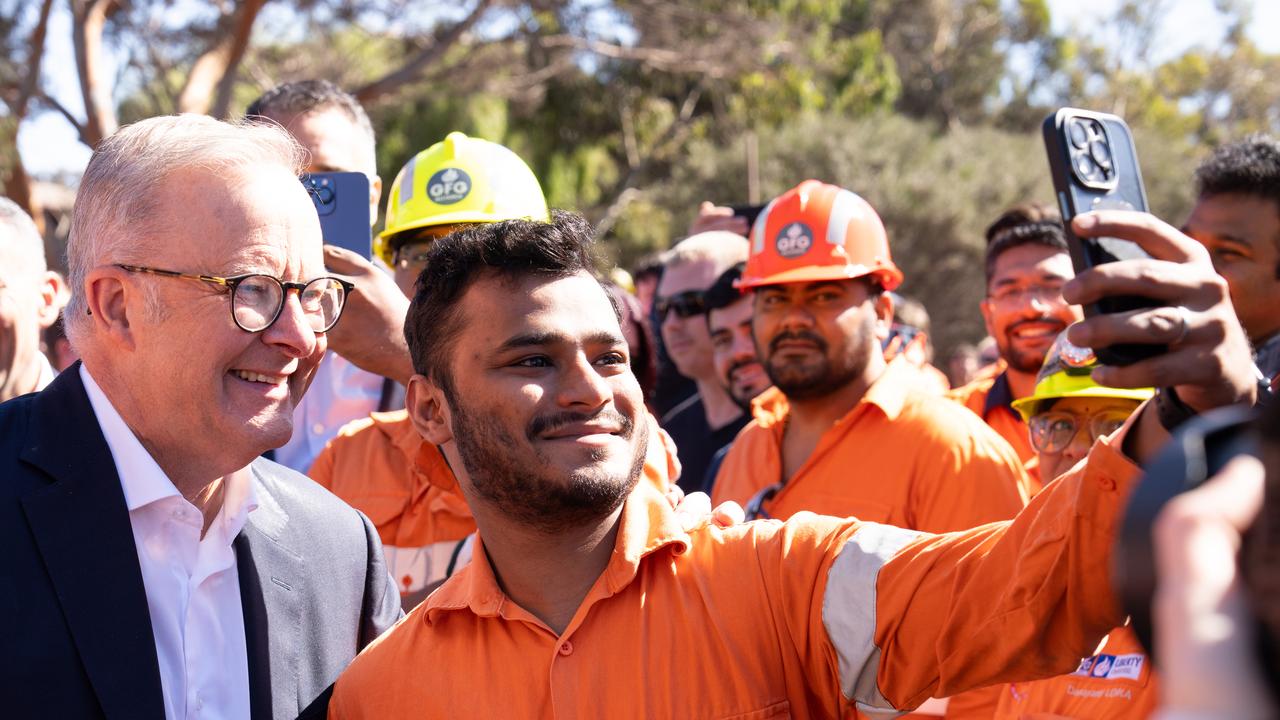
[1011,335,1153,421]
[375,132,550,264]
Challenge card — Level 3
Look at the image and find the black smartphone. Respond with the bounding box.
[1042,108,1165,366]
[730,204,767,232]
[302,171,372,260]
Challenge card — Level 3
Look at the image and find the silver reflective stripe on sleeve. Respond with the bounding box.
[822,522,923,718]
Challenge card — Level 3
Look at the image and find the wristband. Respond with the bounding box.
[1155,386,1197,432]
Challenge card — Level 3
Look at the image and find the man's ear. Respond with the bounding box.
[873,291,894,342]
[35,271,63,330]
[979,298,997,338]
[84,266,138,350]
[368,175,382,228]
[406,374,454,445]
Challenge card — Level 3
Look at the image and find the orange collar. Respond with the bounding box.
[423,482,691,625]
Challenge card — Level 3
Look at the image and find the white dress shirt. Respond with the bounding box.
[81,365,257,720]
[274,351,384,472]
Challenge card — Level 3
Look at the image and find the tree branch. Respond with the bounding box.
[35,92,89,142]
[5,0,56,234]
[176,0,268,117]
[595,81,704,237]
[354,0,493,104]
[71,0,120,147]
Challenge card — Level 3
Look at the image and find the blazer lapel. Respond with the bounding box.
[18,364,165,720]
[237,464,303,720]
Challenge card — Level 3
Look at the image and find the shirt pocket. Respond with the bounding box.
[718,699,791,720]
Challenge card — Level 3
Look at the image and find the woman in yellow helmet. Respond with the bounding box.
[986,334,1156,720]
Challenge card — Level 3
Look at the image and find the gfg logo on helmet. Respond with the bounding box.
[427,168,472,205]
[774,222,813,259]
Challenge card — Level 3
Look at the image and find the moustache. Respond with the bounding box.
[1007,316,1069,336]
[527,409,634,441]
[727,358,764,382]
[768,329,828,354]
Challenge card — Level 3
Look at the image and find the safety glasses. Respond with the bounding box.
[1028,409,1132,454]
[655,291,707,321]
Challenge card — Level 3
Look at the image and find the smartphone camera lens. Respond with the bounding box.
[1069,119,1090,148]
[1090,138,1112,169]
[1075,152,1097,179]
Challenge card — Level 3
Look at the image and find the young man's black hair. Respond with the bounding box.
[1195,135,1280,279]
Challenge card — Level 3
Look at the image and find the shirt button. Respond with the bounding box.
[312,423,325,435]
[1098,476,1116,491]
[558,641,573,656]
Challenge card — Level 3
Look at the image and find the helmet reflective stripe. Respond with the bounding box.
[751,196,780,255]
[826,189,869,248]
[398,156,417,206]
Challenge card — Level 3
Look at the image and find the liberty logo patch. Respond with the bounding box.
[1072,653,1144,681]
[427,167,471,205]
[775,222,814,258]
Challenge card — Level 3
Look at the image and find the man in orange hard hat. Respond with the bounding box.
[712,179,1034,716]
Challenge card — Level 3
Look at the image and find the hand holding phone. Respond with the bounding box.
[1043,108,1164,366]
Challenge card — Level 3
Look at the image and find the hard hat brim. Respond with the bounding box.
[1011,384,1154,422]
[378,208,552,241]
[736,263,903,292]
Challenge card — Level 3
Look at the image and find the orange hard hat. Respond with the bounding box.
[738,179,903,291]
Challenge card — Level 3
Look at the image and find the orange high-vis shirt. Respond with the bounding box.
[948,368,1042,493]
[991,625,1157,719]
[309,409,682,595]
[712,359,1033,533]
[329,420,1140,719]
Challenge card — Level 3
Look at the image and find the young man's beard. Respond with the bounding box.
[447,388,649,534]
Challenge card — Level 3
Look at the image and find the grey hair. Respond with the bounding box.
[64,114,306,345]
[0,196,47,273]
[661,231,749,271]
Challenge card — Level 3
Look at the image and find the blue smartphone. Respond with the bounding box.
[302,171,372,259]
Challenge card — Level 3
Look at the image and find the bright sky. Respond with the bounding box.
[18,0,1280,179]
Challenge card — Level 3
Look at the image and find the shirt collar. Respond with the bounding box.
[982,369,1016,418]
[80,364,180,511]
[80,365,258,532]
[423,482,691,625]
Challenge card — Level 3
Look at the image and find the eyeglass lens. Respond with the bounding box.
[232,276,347,332]
[1029,411,1130,453]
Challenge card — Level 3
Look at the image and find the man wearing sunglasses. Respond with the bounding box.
[0,115,400,719]
[654,231,751,490]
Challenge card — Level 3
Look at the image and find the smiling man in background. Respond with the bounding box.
[949,203,1081,490]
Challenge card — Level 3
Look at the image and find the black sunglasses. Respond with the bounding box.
[656,291,707,320]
